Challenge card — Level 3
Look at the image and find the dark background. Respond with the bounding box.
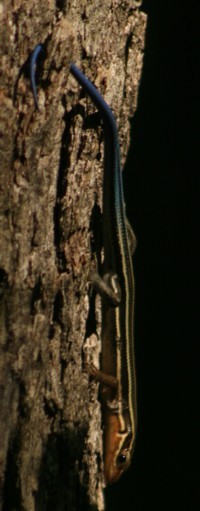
[106,1,199,509]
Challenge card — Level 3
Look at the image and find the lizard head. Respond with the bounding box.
[104,413,135,485]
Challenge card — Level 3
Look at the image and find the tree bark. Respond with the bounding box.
[0,1,146,510]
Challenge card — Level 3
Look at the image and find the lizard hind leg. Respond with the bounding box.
[91,272,121,307]
[126,218,137,255]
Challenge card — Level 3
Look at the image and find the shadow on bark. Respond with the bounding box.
[3,429,99,511]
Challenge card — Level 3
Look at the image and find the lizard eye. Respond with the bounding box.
[116,453,127,466]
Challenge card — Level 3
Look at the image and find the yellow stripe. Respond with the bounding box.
[115,306,125,432]
[117,219,136,446]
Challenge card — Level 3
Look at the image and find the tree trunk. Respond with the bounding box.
[0,2,146,510]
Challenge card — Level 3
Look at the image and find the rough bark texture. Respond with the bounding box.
[0,1,146,510]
